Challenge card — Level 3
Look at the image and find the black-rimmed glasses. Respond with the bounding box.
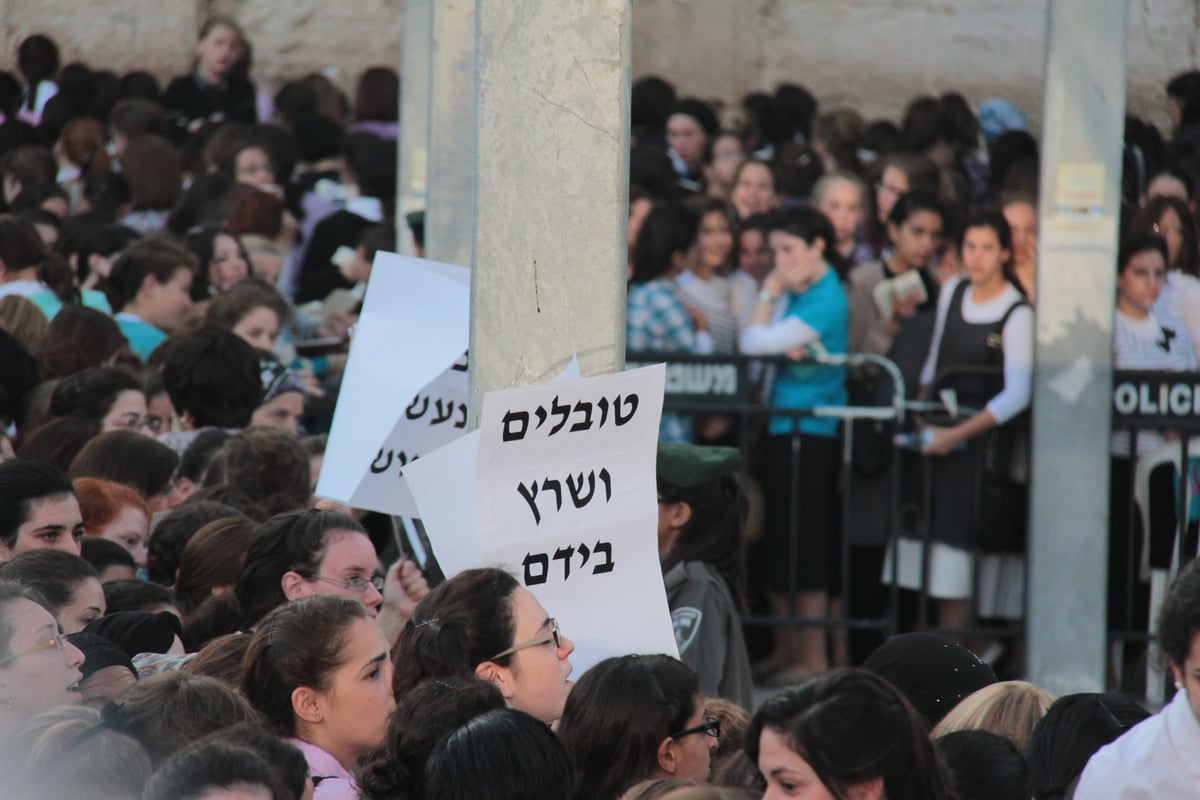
[670,715,720,740]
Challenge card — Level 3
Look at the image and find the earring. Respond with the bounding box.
[314,713,323,722]
[1176,681,1185,690]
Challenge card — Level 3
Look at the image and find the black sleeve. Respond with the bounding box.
[226,76,258,124]
[295,212,368,303]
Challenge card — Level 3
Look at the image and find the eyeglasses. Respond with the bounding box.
[490,619,561,660]
[875,182,907,198]
[670,715,721,740]
[0,633,69,665]
[109,413,163,435]
[310,575,385,593]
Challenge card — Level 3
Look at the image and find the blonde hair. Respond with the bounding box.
[812,170,868,208]
[931,679,1055,752]
[9,705,151,799]
[0,294,48,351]
[239,233,283,260]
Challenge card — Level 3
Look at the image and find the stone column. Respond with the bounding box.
[467,0,632,413]
[397,0,432,255]
[1026,0,1128,694]
[423,0,476,266]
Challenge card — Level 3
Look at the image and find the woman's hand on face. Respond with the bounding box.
[761,270,787,299]
[922,425,960,457]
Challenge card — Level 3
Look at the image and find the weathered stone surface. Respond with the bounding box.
[0,0,1196,132]
[0,0,197,84]
[630,0,1197,134]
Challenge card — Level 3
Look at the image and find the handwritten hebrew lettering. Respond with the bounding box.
[517,480,541,525]
[515,467,613,524]
[553,545,575,580]
[370,448,393,474]
[517,541,615,586]
[432,399,454,424]
[549,396,571,435]
[614,394,638,425]
[592,540,615,574]
[541,478,563,512]
[502,410,530,442]
[570,400,593,432]
[498,392,641,443]
[523,552,548,585]
[566,472,595,507]
[406,396,429,420]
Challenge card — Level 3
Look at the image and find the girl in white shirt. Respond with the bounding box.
[894,213,1034,630]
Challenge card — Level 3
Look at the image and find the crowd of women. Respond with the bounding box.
[2,13,1200,800]
[625,70,1200,683]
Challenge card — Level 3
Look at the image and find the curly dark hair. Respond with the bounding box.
[1158,556,1200,668]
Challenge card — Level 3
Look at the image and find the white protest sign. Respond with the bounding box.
[347,353,468,516]
[316,252,470,505]
[402,428,481,577]
[474,364,678,672]
[405,359,581,576]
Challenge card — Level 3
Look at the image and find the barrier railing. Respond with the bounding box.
[628,351,911,654]
[629,352,1200,688]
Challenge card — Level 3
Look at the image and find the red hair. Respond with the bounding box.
[74,477,151,532]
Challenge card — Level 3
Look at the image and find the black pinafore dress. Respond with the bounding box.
[927,281,1029,553]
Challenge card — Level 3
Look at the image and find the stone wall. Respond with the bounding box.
[0,0,1195,133]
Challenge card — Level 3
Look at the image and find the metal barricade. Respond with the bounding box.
[627,351,909,653]
[628,354,1200,692]
[1109,371,1200,701]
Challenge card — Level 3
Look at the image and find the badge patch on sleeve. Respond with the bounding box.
[672,607,702,652]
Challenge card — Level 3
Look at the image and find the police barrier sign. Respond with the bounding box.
[626,354,749,408]
[1112,371,1200,429]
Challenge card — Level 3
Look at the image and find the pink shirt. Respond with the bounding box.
[288,738,359,800]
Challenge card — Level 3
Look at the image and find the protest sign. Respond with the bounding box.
[402,428,482,577]
[474,364,678,670]
[405,359,581,577]
[316,252,470,506]
[348,353,469,516]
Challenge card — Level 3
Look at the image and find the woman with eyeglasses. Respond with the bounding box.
[46,366,156,436]
[0,580,86,745]
[242,594,396,800]
[748,668,954,800]
[558,653,716,800]
[391,566,575,726]
[236,508,426,647]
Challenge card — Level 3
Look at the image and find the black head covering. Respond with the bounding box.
[670,98,719,137]
[84,611,183,659]
[66,631,137,680]
[861,632,997,728]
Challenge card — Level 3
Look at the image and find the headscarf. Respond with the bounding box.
[861,632,997,728]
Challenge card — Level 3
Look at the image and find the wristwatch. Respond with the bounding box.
[758,289,777,304]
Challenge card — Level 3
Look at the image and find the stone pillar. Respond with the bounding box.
[467,0,632,412]
[397,0,432,255]
[1026,0,1128,694]
[424,0,476,266]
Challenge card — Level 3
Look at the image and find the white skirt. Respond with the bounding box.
[881,538,1025,619]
